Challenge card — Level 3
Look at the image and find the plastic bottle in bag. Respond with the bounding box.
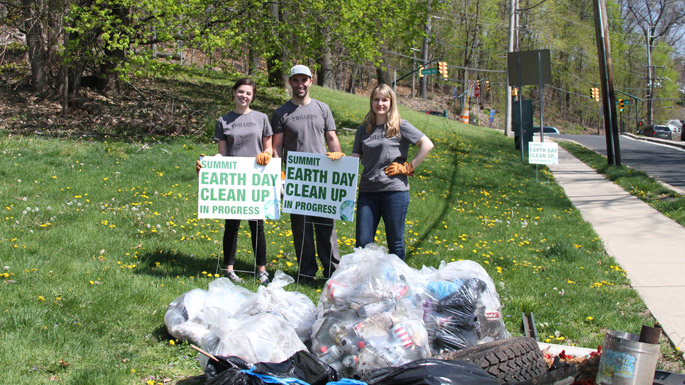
[423,300,438,337]
[319,345,344,364]
[358,340,406,368]
[313,309,358,352]
[355,298,396,318]
[352,312,393,339]
[339,335,362,354]
[389,275,409,300]
[342,354,358,371]
[392,323,413,349]
[326,279,350,305]
[313,317,339,353]
[328,323,350,343]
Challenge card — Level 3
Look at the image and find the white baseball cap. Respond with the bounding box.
[289,65,312,78]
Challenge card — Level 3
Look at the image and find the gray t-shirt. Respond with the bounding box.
[271,99,336,160]
[214,110,273,157]
[353,120,425,192]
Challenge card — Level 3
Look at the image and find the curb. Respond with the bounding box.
[622,133,685,149]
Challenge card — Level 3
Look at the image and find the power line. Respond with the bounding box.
[519,0,551,12]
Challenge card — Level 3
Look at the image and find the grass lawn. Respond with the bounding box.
[1,75,683,384]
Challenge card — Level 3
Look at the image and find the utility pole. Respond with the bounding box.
[646,27,654,126]
[411,47,421,98]
[593,0,621,166]
[412,51,416,98]
[420,8,431,100]
[504,0,517,136]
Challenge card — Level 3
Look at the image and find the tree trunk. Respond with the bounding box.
[248,46,260,76]
[347,64,358,94]
[100,4,130,95]
[266,1,285,87]
[376,66,389,86]
[23,0,47,91]
[316,31,335,88]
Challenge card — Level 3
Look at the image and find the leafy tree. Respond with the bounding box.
[623,0,685,124]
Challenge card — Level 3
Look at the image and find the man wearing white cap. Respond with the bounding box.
[272,64,343,283]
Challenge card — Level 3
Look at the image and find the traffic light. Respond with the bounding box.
[618,99,624,112]
[418,65,424,78]
[485,80,490,94]
[591,87,600,102]
[438,61,448,79]
[512,87,518,97]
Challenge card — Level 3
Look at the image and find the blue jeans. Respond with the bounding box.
[356,191,410,260]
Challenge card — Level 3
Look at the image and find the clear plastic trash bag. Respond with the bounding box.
[200,312,308,367]
[418,260,510,355]
[165,278,254,344]
[311,244,431,378]
[242,271,317,342]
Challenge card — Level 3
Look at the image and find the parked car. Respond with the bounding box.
[532,126,560,134]
[639,125,672,139]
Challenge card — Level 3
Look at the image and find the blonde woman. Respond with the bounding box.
[350,84,434,260]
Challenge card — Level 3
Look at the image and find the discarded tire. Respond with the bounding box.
[438,337,548,384]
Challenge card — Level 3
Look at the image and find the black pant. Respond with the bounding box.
[223,220,267,267]
[290,214,340,278]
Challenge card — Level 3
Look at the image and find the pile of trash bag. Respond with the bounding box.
[165,270,317,366]
[309,245,509,377]
[165,245,510,380]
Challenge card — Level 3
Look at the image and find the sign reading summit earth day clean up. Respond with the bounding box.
[282,152,359,221]
[198,156,281,220]
[528,142,559,165]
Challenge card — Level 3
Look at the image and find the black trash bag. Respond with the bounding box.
[205,355,252,379]
[252,350,338,385]
[204,368,265,385]
[203,350,338,385]
[361,358,500,385]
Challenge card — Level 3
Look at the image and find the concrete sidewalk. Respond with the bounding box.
[548,145,685,355]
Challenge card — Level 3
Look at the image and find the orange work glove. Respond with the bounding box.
[326,151,345,160]
[384,162,414,177]
[256,151,272,166]
[196,154,206,175]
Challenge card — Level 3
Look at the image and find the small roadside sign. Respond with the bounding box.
[528,142,559,165]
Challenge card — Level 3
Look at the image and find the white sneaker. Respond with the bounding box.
[225,270,243,283]
[257,271,270,285]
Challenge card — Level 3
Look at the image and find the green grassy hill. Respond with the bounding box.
[0,77,681,384]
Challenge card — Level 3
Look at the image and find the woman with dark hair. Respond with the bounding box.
[351,84,434,260]
[211,78,273,284]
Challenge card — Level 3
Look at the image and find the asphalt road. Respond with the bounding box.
[559,134,685,193]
